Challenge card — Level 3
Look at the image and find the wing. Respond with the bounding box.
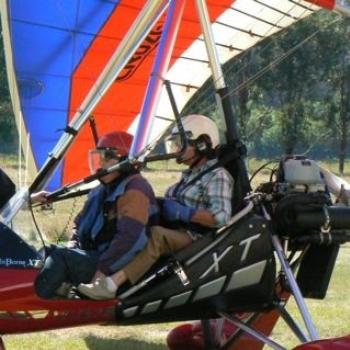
[1,0,343,190]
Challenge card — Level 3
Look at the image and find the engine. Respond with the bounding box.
[255,155,350,299]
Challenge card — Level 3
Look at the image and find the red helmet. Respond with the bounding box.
[89,131,133,174]
[97,131,133,157]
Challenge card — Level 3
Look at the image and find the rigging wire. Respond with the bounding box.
[214,1,342,100]
[249,159,279,184]
[54,0,315,119]
[158,1,300,117]
[55,197,78,244]
[187,2,327,112]
[180,2,314,117]
[226,2,311,89]
[29,202,48,258]
[183,11,343,123]
[223,16,343,100]
[138,2,342,156]
[29,195,80,256]
[18,110,22,188]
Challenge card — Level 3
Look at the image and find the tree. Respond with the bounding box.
[0,22,17,153]
[311,16,350,172]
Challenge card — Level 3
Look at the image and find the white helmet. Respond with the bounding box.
[169,114,220,153]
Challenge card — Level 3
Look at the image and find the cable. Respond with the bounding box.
[249,159,279,184]
[224,17,342,101]
[183,3,312,114]
[183,14,343,120]
[55,197,78,244]
[29,202,48,259]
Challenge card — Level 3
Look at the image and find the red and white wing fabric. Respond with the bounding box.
[150,0,327,146]
[1,0,346,190]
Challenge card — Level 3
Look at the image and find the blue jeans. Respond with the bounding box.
[35,246,99,298]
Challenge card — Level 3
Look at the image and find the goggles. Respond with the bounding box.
[165,131,193,154]
[88,148,120,174]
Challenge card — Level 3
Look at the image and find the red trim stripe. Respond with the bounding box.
[305,0,335,10]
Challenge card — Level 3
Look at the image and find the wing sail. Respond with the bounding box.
[3,0,345,190]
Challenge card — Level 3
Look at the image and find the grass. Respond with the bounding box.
[271,245,350,349]
[1,154,350,349]
[3,323,174,350]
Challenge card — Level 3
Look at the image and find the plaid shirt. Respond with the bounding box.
[166,159,234,227]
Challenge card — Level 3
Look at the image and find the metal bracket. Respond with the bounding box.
[321,205,331,233]
[173,260,190,286]
[219,312,286,350]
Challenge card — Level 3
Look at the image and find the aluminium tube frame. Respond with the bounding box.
[261,206,319,341]
[129,0,186,159]
[271,235,319,341]
[195,0,252,202]
[334,0,350,16]
[219,312,287,350]
[195,0,239,143]
[1,0,170,223]
[277,303,309,343]
[30,0,170,192]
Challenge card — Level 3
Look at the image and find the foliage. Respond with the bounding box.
[0,20,17,153]
[183,10,350,168]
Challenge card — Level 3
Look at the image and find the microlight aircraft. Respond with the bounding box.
[1,1,350,350]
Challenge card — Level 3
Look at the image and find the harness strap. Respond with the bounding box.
[176,145,240,194]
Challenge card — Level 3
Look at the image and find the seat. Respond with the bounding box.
[118,211,276,323]
[215,143,251,215]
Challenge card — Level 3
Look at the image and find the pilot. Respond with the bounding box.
[34,131,159,298]
[78,114,234,300]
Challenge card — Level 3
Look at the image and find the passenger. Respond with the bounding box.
[34,131,159,298]
[78,114,234,300]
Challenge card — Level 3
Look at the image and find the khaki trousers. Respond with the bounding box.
[123,225,192,284]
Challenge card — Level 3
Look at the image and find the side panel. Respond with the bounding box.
[117,214,276,324]
[0,224,116,335]
[0,223,40,266]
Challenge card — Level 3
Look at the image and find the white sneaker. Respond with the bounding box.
[78,277,116,300]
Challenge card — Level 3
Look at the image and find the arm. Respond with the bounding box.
[319,166,350,205]
[163,169,233,227]
[30,191,50,204]
[98,178,152,275]
[190,209,216,227]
